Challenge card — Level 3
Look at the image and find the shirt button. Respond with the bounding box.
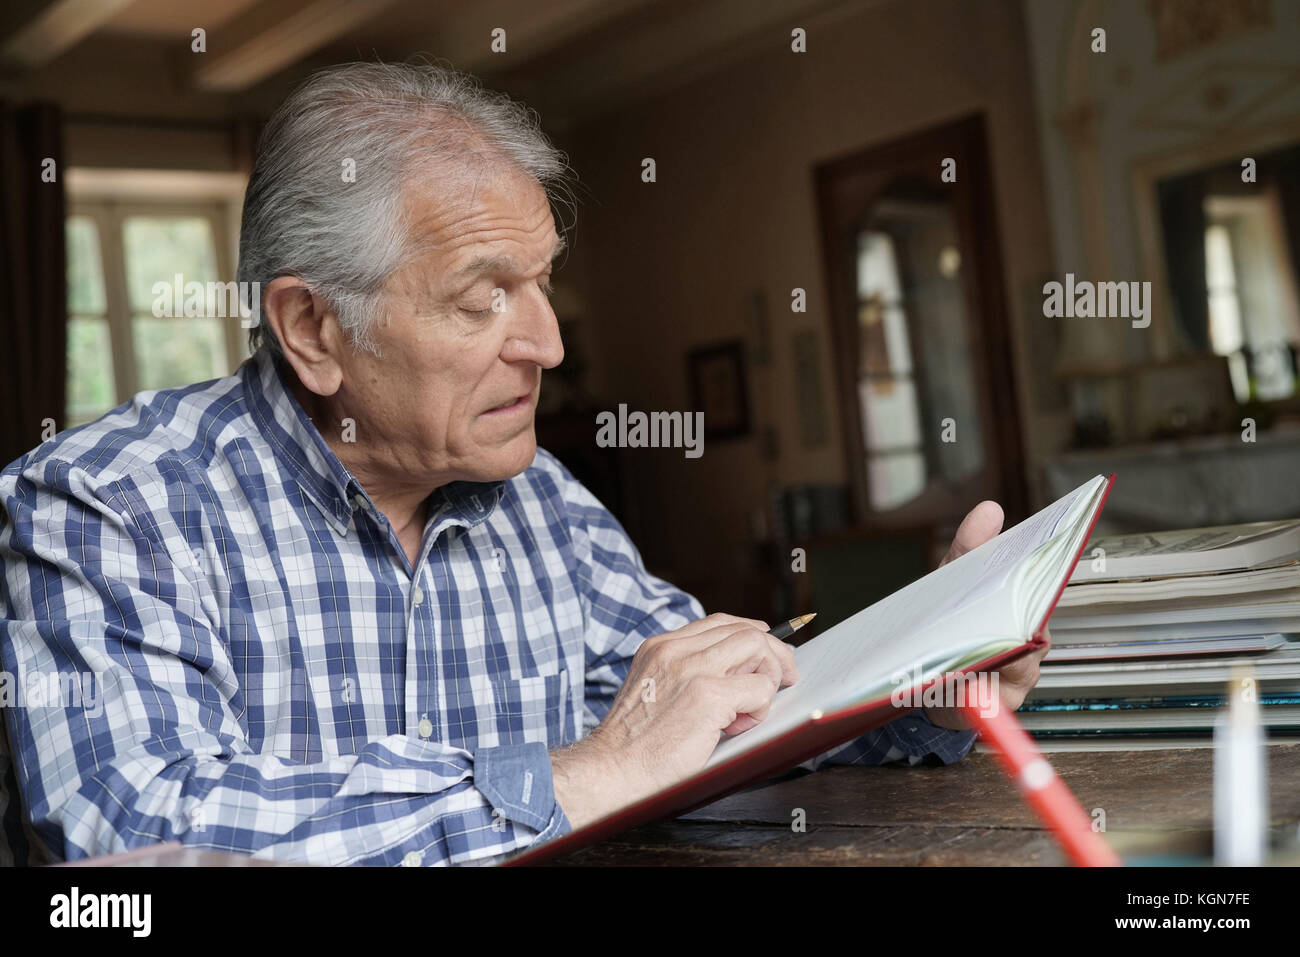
[402,851,422,867]
[412,585,425,606]
[418,718,433,739]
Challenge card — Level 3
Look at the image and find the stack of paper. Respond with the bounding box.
[1031,521,1300,737]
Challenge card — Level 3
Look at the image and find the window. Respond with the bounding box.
[854,218,982,511]
[855,230,924,510]
[1204,192,1300,403]
[1156,145,1300,407]
[64,194,248,427]
[66,215,115,426]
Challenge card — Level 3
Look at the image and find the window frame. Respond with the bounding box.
[65,169,249,426]
[68,198,245,411]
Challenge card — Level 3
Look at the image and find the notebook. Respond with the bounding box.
[505,473,1115,865]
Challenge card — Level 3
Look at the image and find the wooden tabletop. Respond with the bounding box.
[549,745,1300,866]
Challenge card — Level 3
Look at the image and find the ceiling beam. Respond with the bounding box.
[522,0,875,124]
[418,0,652,75]
[0,0,135,70]
[190,0,399,92]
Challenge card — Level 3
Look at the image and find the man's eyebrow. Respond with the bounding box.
[454,238,566,278]
[455,254,516,278]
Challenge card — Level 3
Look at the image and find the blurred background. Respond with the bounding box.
[1,0,1299,631]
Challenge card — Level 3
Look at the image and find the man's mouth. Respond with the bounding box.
[482,394,530,415]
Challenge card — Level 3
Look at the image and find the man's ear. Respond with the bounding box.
[263,276,345,396]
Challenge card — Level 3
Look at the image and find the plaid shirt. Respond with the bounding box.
[0,349,974,867]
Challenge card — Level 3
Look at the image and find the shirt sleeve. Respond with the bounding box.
[541,453,976,773]
[0,460,569,866]
[798,708,979,770]
[547,455,705,735]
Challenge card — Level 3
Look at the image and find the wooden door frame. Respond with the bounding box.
[813,112,1028,530]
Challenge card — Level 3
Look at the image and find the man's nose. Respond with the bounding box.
[504,288,565,369]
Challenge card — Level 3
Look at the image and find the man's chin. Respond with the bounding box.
[468,432,538,483]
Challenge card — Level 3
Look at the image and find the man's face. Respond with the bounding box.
[335,164,566,487]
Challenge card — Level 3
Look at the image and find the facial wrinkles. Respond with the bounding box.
[403,183,554,321]
[350,172,555,480]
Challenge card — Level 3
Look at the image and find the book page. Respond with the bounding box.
[1070,521,1300,582]
[705,476,1107,768]
[1056,564,1299,606]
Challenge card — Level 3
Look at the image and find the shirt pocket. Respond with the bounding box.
[489,667,570,749]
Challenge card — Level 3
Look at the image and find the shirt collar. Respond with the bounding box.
[240,349,506,536]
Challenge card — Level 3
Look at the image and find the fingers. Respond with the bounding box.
[714,673,782,736]
[940,500,1005,566]
[631,614,796,742]
[1017,635,1051,669]
[642,614,797,687]
[695,626,799,688]
[644,612,770,646]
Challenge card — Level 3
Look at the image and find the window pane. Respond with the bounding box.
[122,216,219,314]
[859,376,921,451]
[857,231,903,303]
[66,216,106,315]
[132,316,228,391]
[66,317,116,425]
[855,198,986,510]
[867,451,925,511]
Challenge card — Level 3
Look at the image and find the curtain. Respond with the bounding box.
[1157,173,1210,354]
[0,102,66,469]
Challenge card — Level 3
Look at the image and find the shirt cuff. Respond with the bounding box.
[476,741,571,840]
[883,708,978,765]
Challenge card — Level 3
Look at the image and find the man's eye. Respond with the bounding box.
[461,305,494,319]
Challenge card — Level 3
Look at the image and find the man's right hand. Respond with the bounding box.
[549,613,799,830]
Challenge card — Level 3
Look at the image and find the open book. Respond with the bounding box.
[505,473,1114,865]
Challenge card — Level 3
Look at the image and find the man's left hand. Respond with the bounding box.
[922,500,1050,731]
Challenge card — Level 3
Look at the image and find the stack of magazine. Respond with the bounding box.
[1029,520,1300,742]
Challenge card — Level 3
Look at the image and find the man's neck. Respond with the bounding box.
[282,364,437,558]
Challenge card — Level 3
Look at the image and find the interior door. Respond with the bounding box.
[814,113,1027,536]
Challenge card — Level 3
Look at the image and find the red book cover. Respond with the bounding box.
[506,475,1115,866]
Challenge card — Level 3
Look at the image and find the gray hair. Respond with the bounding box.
[238,60,574,358]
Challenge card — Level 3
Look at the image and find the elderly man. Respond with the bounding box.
[0,63,1044,866]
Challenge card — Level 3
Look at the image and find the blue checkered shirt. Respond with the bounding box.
[0,349,974,866]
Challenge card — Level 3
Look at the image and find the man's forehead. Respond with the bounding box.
[402,170,560,268]
[451,235,566,278]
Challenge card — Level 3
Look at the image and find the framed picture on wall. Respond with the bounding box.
[688,340,750,440]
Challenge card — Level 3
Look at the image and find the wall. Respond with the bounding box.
[1021,0,1300,378]
[558,0,1063,612]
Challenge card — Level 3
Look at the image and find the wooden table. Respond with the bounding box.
[550,745,1300,866]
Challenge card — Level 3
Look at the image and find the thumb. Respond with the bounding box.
[941,500,1004,566]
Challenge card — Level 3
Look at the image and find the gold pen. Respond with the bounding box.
[767,612,817,641]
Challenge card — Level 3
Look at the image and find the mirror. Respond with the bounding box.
[1157,142,1300,402]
